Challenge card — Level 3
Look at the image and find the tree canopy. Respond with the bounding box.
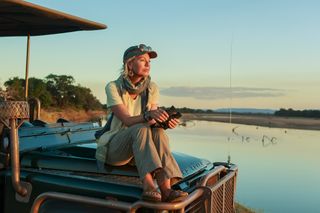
[3,74,102,110]
[274,108,320,118]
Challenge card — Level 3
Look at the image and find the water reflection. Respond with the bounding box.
[180,121,280,148]
[168,120,320,213]
[229,125,278,147]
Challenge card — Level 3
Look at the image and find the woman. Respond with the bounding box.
[96,44,188,202]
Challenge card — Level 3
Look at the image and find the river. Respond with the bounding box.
[167,120,320,213]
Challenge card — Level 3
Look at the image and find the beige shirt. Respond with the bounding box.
[96,80,159,162]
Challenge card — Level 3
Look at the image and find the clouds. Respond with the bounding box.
[160,87,286,100]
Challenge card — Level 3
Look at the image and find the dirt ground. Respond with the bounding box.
[40,108,106,123]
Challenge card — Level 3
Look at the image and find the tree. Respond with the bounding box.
[70,85,102,110]
[4,77,53,107]
[45,74,75,107]
[0,85,5,101]
[275,108,320,118]
[28,78,53,107]
[3,74,102,110]
[4,77,25,100]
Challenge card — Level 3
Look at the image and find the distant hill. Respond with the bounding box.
[214,108,276,114]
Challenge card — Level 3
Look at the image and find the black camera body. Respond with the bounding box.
[156,106,182,129]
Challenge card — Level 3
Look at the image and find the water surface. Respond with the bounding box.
[167,121,320,213]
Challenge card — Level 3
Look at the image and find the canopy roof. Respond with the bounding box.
[0,0,107,36]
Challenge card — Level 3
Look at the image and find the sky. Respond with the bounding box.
[0,0,319,110]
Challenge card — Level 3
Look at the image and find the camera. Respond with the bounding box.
[155,106,182,129]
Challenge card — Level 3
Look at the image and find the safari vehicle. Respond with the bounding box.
[0,1,238,212]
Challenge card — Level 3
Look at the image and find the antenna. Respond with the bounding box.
[227,34,234,165]
[229,34,234,125]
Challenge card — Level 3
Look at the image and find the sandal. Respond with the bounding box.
[163,190,188,203]
[141,190,162,202]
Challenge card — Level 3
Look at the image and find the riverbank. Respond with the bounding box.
[40,109,320,131]
[41,108,106,123]
[181,113,320,131]
[235,203,257,213]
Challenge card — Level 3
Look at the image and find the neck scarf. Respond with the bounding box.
[119,75,150,95]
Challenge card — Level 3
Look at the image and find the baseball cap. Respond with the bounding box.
[123,44,157,63]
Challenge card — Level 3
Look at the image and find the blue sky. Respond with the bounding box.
[1,0,319,110]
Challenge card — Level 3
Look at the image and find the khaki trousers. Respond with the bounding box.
[105,123,182,184]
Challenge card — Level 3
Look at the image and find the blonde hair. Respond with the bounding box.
[121,56,135,77]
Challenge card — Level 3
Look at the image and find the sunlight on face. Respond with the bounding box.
[131,53,151,77]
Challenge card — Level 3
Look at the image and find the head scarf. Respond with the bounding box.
[119,75,150,95]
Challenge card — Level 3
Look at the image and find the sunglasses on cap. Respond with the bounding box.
[123,44,157,63]
[137,44,152,52]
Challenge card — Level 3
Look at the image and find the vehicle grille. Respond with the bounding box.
[211,176,235,213]
[185,197,207,213]
[185,168,237,213]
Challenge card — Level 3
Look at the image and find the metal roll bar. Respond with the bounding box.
[30,189,206,213]
[9,118,27,196]
[0,101,29,197]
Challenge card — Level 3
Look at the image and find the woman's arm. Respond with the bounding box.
[111,104,169,127]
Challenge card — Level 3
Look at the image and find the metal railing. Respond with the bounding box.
[30,165,238,213]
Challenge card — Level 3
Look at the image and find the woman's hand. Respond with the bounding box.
[167,118,180,129]
[149,108,169,123]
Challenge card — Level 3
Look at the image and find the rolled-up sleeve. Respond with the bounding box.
[106,82,122,107]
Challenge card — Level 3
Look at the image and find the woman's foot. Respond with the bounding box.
[141,189,162,202]
[162,189,188,203]
[142,173,161,202]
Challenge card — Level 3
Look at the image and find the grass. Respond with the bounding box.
[235,202,262,213]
